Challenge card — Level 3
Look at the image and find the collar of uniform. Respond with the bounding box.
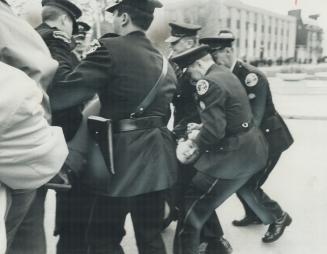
[126,30,146,37]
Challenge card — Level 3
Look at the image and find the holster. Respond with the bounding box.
[87,116,115,175]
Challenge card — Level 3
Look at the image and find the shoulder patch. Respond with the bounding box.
[245,73,258,87]
[52,31,71,44]
[196,80,209,96]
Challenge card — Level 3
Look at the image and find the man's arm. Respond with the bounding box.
[50,44,113,111]
[193,80,227,150]
[249,77,268,126]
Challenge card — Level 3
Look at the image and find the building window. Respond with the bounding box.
[268,26,271,33]
[227,18,231,28]
[274,42,277,50]
[275,27,278,35]
[254,40,256,48]
[254,23,257,32]
[262,25,265,33]
[245,39,248,48]
[280,44,283,50]
[268,42,271,49]
[237,20,240,29]
[246,22,249,30]
[236,39,240,47]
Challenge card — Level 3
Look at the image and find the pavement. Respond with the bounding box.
[45,76,327,254]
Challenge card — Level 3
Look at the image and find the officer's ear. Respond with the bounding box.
[121,12,129,27]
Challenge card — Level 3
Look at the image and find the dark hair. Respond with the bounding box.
[116,4,154,30]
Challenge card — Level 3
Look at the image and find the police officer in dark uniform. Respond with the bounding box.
[36,0,83,140]
[171,46,268,254]
[36,1,92,254]
[49,0,178,253]
[200,30,294,243]
[73,21,91,60]
[165,23,232,253]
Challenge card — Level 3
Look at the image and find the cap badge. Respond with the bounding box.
[245,73,258,87]
[196,79,209,96]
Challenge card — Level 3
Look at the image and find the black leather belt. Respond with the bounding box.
[226,120,254,136]
[113,116,165,133]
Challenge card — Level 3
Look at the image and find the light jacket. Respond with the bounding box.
[0,62,68,189]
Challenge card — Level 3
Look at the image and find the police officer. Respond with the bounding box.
[73,21,91,60]
[200,30,294,243]
[165,23,232,253]
[49,0,178,253]
[36,1,91,253]
[171,45,268,254]
[36,0,83,141]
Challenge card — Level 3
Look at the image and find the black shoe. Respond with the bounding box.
[205,237,233,254]
[262,212,292,243]
[232,216,262,227]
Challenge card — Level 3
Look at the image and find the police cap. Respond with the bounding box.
[42,0,82,34]
[77,21,91,35]
[106,0,163,14]
[165,22,201,43]
[199,29,235,51]
[171,45,210,69]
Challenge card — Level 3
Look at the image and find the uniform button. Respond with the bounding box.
[140,108,144,111]
[177,94,181,98]
[219,147,224,151]
[205,150,209,153]
[265,129,270,133]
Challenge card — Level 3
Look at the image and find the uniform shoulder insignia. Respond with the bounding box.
[52,31,71,44]
[245,73,258,87]
[196,79,210,96]
[86,39,101,55]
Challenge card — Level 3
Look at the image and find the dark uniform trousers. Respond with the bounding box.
[174,164,224,243]
[236,152,283,224]
[174,172,252,254]
[86,191,166,254]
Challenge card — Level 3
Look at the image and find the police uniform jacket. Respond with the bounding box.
[193,64,268,179]
[36,23,82,140]
[50,31,178,197]
[232,60,293,154]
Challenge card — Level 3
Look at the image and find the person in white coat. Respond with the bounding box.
[0,1,63,253]
[0,62,68,253]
